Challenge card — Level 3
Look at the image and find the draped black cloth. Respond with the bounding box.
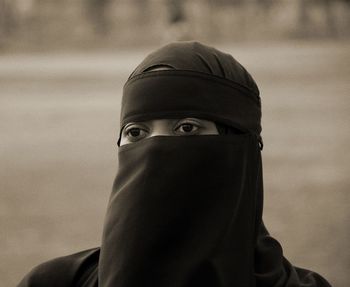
[17,41,331,287]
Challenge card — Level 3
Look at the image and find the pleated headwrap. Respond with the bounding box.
[99,41,331,287]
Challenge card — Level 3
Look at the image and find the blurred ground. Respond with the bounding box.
[0,40,349,286]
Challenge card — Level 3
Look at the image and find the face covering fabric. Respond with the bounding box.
[100,134,260,287]
[17,41,332,287]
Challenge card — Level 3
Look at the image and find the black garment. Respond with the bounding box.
[17,41,331,287]
[18,248,99,287]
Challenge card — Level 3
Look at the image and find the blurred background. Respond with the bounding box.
[0,0,349,286]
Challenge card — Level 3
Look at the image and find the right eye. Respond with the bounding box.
[123,125,148,142]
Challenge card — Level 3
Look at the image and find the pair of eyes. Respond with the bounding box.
[122,119,203,143]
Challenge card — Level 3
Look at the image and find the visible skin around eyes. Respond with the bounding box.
[119,118,219,146]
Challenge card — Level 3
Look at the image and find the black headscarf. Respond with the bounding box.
[119,41,262,146]
[17,42,331,287]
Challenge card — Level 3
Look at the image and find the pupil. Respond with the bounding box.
[182,124,193,132]
[129,128,140,137]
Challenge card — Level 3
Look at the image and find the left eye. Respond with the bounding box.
[175,122,199,134]
[123,125,148,142]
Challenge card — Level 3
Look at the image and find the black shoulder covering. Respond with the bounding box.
[17,248,100,287]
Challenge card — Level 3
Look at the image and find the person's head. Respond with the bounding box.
[101,41,265,286]
[118,41,262,149]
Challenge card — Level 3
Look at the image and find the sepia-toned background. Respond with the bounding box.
[1,1,349,286]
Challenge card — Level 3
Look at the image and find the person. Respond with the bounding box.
[17,41,331,287]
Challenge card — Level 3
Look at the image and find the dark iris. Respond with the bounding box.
[182,124,193,132]
[129,128,140,137]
